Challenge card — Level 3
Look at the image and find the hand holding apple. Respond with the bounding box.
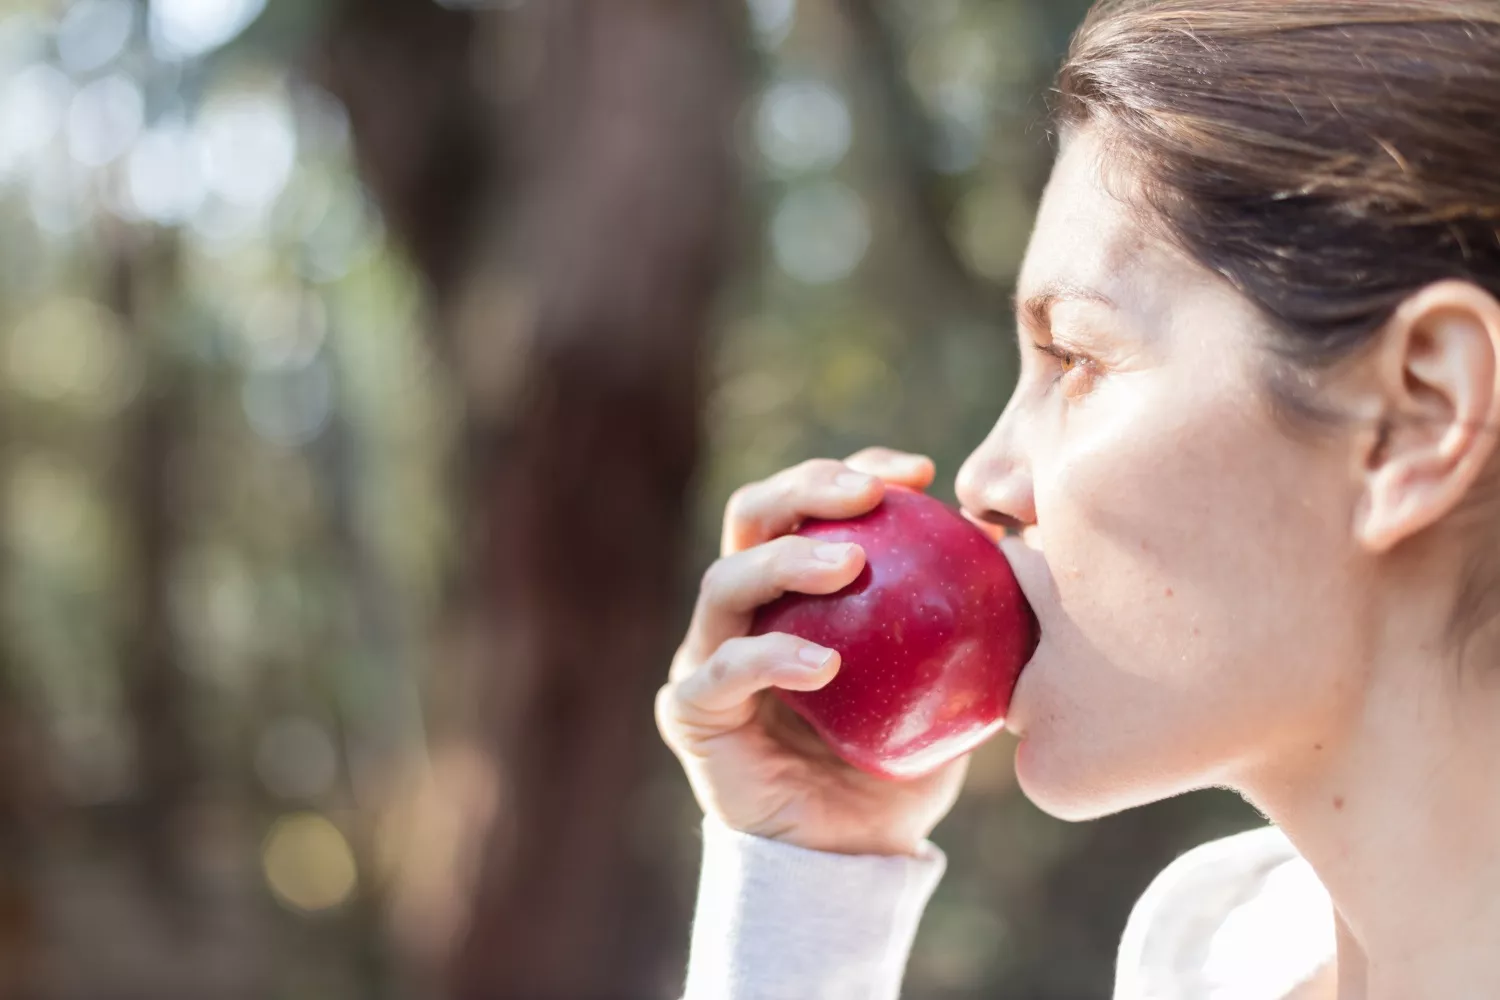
[656,449,980,857]
[751,485,1037,780]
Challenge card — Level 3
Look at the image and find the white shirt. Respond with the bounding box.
[683,818,1336,999]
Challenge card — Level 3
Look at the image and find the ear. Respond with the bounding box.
[1355,281,1500,552]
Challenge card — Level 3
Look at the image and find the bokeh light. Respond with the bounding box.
[149,0,267,62]
[256,716,340,802]
[125,117,205,224]
[6,296,138,415]
[747,0,796,48]
[262,812,359,913]
[952,177,1034,281]
[56,0,134,76]
[239,286,328,370]
[0,64,72,181]
[241,357,334,448]
[6,454,106,581]
[66,72,143,167]
[756,79,853,174]
[770,180,871,284]
[198,91,297,210]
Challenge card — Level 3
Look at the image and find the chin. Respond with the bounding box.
[1013,730,1164,823]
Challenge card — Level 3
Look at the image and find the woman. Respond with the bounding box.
[656,1,1500,996]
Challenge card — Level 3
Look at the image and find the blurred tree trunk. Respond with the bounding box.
[107,227,198,915]
[311,0,500,308]
[838,0,999,320]
[317,0,745,994]
[0,634,42,996]
[0,310,39,992]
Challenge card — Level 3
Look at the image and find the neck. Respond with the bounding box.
[1242,624,1500,1000]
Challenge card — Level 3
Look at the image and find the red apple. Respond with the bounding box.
[750,485,1037,780]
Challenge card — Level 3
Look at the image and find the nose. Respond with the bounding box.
[956,409,1036,534]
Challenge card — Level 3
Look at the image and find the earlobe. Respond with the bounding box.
[1354,281,1500,553]
[1358,463,1423,552]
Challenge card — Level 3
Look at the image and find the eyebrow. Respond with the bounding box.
[1014,281,1117,332]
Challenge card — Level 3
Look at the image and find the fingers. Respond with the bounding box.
[721,459,884,556]
[844,447,936,490]
[719,449,934,557]
[682,535,865,668]
[658,633,840,746]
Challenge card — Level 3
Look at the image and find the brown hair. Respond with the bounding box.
[1055,0,1500,636]
[1056,0,1500,402]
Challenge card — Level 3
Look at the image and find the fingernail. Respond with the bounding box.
[798,646,835,668]
[814,543,854,564]
[836,472,873,492]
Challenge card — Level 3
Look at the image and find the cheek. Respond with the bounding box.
[1013,373,1362,815]
[1044,379,1310,658]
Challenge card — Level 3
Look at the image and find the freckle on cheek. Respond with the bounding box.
[1314,743,1323,751]
[1333,795,1345,810]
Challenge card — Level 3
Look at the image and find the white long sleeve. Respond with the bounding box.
[681,816,946,1000]
[680,817,1337,1000]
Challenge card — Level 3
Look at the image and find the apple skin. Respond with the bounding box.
[750,485,1038,780]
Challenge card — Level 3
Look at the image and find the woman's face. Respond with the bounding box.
[957,128,1377,819]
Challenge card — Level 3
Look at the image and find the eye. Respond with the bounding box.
[1032,341,1084,374]
[1030,341,1099,396]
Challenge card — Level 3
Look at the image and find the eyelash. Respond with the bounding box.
[1031,342,1094,384]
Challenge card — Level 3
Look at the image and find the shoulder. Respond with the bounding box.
[1114,824,1335,1000]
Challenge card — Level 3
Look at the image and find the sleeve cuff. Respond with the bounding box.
[682,815,946,1000]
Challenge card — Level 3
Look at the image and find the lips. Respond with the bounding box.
[995,534,1049,735]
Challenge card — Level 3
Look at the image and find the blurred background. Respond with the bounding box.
[0,0,1262,997]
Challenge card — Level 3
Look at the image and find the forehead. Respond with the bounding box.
[1017,130,1185,306]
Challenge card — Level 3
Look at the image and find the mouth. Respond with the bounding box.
[994,530,1045,738]
[1003,627,1038,739]
[1003,666,1032,737]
